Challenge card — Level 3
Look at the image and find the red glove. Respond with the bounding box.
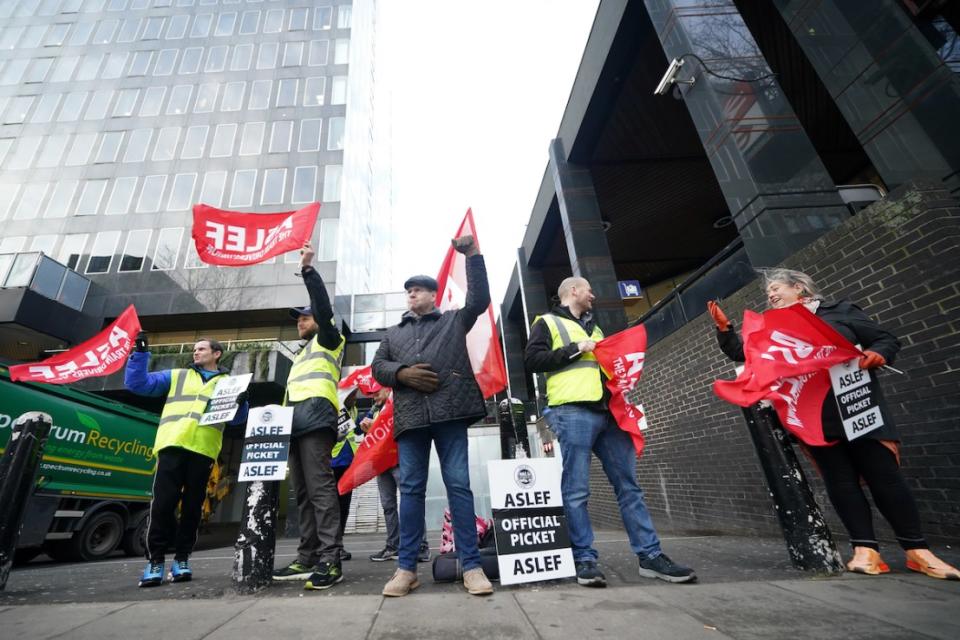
[707,300,731,331]
[859,350,886,369]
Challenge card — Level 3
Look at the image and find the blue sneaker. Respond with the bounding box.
[170,559,193,583]
[139,562,164,588]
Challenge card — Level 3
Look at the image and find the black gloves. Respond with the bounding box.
[134,331,149,352]
[235,390,250,407]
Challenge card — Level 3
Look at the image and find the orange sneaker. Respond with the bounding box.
[846,547,890,575]
[905,549,960,580]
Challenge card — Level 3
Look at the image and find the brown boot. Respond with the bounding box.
[463,567,493,595]
[382,569,419,597]
[846,546,890,575]
[905,549,960,580]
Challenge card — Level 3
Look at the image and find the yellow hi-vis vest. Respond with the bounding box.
[536,313,605,405]
[155,368,226,460]
[284,333,346,407]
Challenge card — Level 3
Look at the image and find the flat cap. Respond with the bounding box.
[403,275,438,292]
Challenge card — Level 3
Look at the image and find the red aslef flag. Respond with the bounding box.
[435,209,507,398]
[192,202,320,266]
[337,396,398,495]
[593,324,648,457]
[338,365,383,395]
[9,305,141,384]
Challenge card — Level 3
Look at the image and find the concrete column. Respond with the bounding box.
[548,138,628,334]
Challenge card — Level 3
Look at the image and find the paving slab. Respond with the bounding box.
[48,600,249,640]
[370,591,534,640]
[0,602,133,639]
[205,595,383,640]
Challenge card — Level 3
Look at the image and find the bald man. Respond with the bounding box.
[524,277,696,587]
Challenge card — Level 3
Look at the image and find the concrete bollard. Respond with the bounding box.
[0,412,53,591]
[743,406,844,574]
[232,480,280,594]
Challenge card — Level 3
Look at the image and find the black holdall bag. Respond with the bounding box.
[432,547,500,583]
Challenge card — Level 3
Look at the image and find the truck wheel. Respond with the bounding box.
[121,516,148,557]
[70,511,125,561]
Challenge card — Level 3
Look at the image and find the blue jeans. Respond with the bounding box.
[550,404,661,562]
[396,420,481,572]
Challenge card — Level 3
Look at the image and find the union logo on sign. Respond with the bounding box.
[514,465,536,489]
[262,410,274,422]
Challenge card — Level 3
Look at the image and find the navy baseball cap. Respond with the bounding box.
[403,275,439,292]
[289,306,312,320]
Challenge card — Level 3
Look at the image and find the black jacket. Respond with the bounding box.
[288,265,343,438]
[524,305,610,410]
[372,255,490,438]
[717,300,901,443]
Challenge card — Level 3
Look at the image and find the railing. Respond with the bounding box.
[0,252,90,312]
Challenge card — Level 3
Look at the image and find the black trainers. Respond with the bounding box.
[638,553,697,583]
[370,547,399,562]
[417,543,431,563]
[575,560,607,587]
[340,549,352,561]
[304,561,343,590]
[272,561,314,581]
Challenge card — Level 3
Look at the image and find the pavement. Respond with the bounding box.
[2,530,959,639]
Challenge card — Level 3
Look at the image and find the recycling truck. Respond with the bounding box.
[0,367,158,563]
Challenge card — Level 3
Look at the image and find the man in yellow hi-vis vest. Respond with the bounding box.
[525,277,696,588]
[272,241,346,591]
[126,336,248,588]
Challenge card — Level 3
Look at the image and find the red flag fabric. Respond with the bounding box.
[338,365,383,395]
[9,305,141,384]
[192,202,320,266]
[593,324,648,457]
[337,396,398,495]
[712,304,862,445]
[435,209,507,398]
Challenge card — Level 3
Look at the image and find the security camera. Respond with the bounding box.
[654,57,693,96]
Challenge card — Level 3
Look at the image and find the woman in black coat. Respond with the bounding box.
[708,268,958,580]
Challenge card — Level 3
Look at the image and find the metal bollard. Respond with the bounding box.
[0,412,52,591]
[232,480,280,594]
[742,406,844,574]
[498,398,531,460]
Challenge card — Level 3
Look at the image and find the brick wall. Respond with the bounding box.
[588,181,960,543]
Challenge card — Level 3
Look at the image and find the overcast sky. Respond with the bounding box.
[378,1,600,304]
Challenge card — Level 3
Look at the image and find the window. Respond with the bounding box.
[268,121,292,153]
[107,0,128,10]
[136,175,166,213]
[130,0,150,8]
[8,136,42,169]
[283,41,303,67]
[318,218,338,261]
[215,12,237,37]
[334,39,349,65]
[13,183,49,220]
[117,18,141,43]
[119,229,151,272]
[331,75,347,104]
[101,52,128,79]
[256,42,278,69]
[76,180,108,216]
[152,127,181,161]
[58,233,87,269]
[313,6,332,30]
[184,242,206,269]
[5,96,35,124]
[199,171,226,206]
[113,88,139,117]
[58,92,88,122]
[140,86,166,116]
[230,43,253,70]
[299,119,322,152]
[61,0,84,12]
[45,23,71,46]
[105,176,137,215]
[84,90,113,120]
[25,58,54,83]
[221,81,245,111]
[93,19,118,44]
[190,14,213,38]
[82,0,107,13]
[94,131,124,163]
[261,168,285,204]
[142,17,164,40]
[229,170,256,207]
[179,47,202,74]
[86,231,121,273]
[168,173,196,210]
[289,7,308,31]
[123,128,152,163]
[239,10,259,34]
[0,28,24,50]
[30,94,60,123]
[292,166,317,203]
[68,21,94,45]
[308,40,328,66]
[239,122,265,156]
[165,13,189,39]
[0,185,19,221]
[166,85,192,115]
[45,181,77,218]
[64,132,97,165]
[0,138,11,166]
[304,77,326,106]
[153,49,178,76]
[75,54,102,80]
[249,79,271,110]
[0,235,25,254]
[327,116,345,150]
[181,125,208,159]
[337,6,351,29]
[264,9,283,33]
[50,56,79,82]
[152,227,183,270]
[36,134,69,167]
[210,123,237,157]
[0,59,28,85]
[277,78,298,107]
[20,26,48,48]
[30,234,59,256]
[322,164,341,202]
[128,50,152,76]
[205,45,227,72]
[194,84,218,113]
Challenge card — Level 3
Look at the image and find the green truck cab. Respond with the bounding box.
[0,367,159,563]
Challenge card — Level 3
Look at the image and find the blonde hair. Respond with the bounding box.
[557,277,589,302]
[760,269,822,301]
